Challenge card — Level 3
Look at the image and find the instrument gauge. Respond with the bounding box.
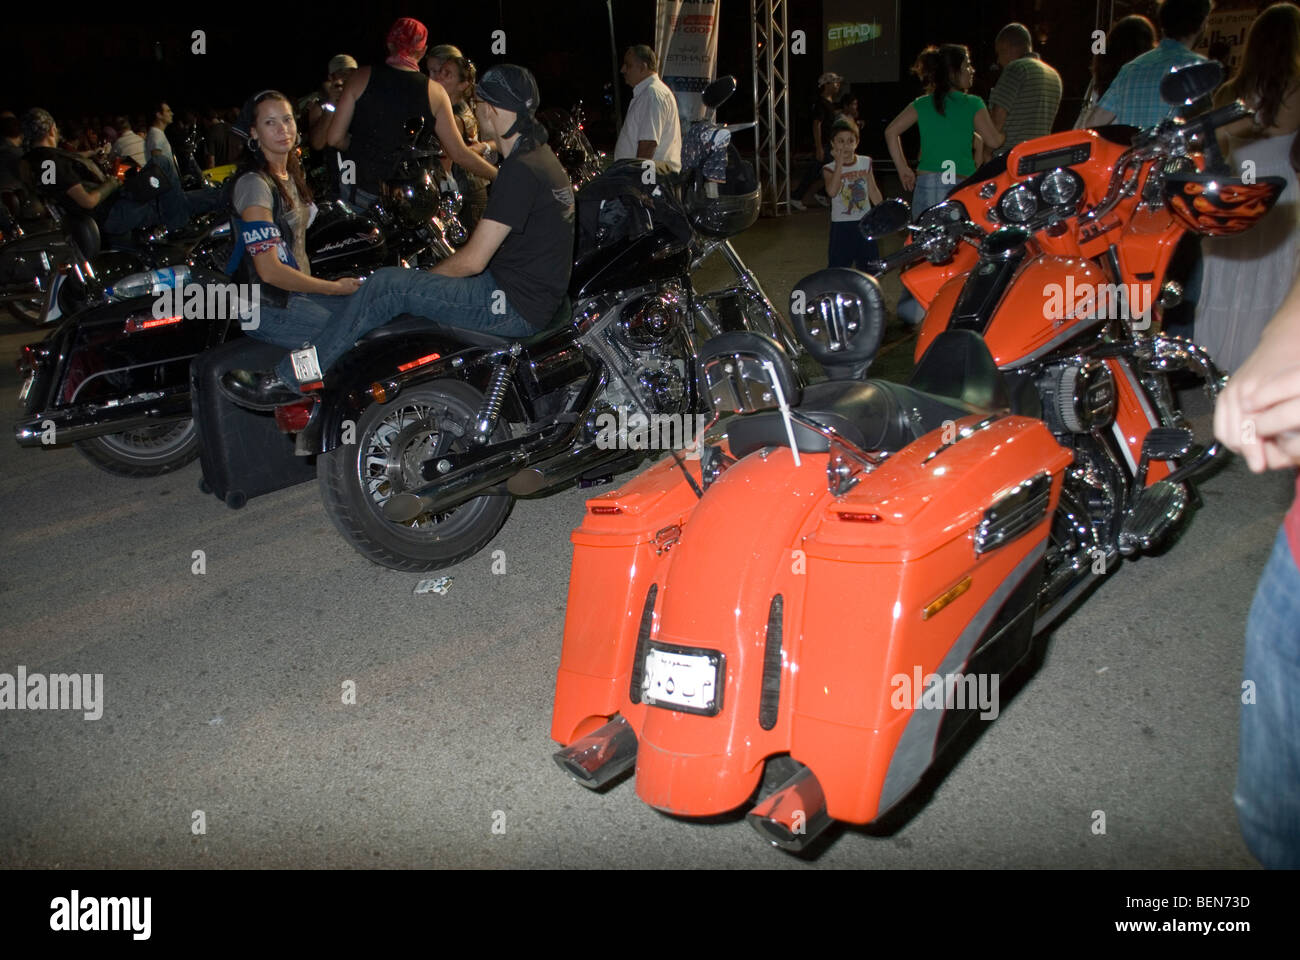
[998,183,1038,223]
[1040,168,1084,207]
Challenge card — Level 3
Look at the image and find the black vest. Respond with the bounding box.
[347,64,437,194]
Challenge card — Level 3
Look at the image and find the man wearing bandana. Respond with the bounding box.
[327,16,496,210]
[221,65,575,410]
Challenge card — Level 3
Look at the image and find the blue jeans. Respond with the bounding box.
[1235,526,1300,868]
[102,166,222,234]
[828,220,879,270]
[896,173,952,327]
[245,266,536,385]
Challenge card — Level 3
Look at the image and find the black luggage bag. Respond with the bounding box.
[190,337,317,509]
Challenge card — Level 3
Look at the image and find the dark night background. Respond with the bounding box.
[0,1,1270,161]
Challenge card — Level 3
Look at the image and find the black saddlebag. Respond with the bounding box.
[190,338,317,508]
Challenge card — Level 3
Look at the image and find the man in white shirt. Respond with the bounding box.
[145,102,178,177]
[110,116,146,168]
[614,44,681,172]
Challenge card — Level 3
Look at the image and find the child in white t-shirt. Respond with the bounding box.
[822,117,883,270]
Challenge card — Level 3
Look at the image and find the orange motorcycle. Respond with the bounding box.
[549,62,1285,851]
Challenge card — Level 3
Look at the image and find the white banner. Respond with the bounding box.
[655,0,721,130]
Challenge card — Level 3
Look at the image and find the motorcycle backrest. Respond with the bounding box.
[47,198,101,260]
[789,268,886,381]
[1160,60,1223,108]
[702,75,737,110]
[697,331,800,416]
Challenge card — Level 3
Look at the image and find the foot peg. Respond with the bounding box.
[553,715,637,790]
[1119,479,1188,555]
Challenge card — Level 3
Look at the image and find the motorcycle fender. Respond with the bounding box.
[307,336,509,454]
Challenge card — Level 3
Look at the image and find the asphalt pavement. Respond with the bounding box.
[0,210,1289,868]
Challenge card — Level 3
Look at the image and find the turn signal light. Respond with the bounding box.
[369,382,388,403]
[273,398,316,433]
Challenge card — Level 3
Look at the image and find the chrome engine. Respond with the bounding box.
[579,284,695,440]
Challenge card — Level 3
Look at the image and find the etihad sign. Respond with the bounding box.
[828,21,883,51]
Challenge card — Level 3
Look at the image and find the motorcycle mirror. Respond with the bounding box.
[1159,60,1223,107]
[405,116,426,143]
[859,198,911,240]
[702,75,737,110]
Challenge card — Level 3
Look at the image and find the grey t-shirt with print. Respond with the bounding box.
[232,172,312,276]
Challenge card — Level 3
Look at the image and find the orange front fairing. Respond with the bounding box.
[552,414,1073,824]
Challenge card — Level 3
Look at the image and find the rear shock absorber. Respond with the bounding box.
[473,344,521,443]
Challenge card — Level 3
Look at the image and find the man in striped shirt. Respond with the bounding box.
[988,23,1063,156]
[1089,0,1212,130]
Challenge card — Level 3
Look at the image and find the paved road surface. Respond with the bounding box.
[0,213,1287,868]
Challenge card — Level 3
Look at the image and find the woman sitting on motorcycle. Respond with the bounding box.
[435,53,490,233]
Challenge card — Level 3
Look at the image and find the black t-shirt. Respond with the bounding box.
[482,143,575,328]
[812,97,837,157]
[24,146,108,215]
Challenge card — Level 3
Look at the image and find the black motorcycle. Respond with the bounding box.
[14,174,459,477]
[274,80,788,570]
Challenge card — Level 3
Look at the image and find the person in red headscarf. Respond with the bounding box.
[326,16,497,209]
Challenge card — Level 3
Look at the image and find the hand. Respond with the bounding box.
[899,166,916,192]
[332,277,364,295]
[1214,333,1300,471]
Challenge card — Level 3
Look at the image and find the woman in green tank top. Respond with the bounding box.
[885,44,1003,221]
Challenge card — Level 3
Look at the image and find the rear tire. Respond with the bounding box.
[74,419,200,477]
[318,379,514,571]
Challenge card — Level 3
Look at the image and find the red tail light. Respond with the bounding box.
[836,511,883,523]
[274,398,316,433]
[123,314,183,334]
[398,352,442,372]
[590,505,622,515]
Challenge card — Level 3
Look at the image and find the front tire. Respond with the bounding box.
[318,379,514,571]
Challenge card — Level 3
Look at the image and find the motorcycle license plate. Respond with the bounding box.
[17,373,33,403]
[641,645,724,716]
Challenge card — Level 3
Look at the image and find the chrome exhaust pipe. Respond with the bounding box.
[746,765,833,851]
[552,715,637,789]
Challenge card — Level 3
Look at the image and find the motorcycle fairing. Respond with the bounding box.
[553,411,1073,823]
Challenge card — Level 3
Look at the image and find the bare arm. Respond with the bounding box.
[65,180,118,211]
[885,103,918,190]
[973,108,1004,152]
[811,119,824,162]
[326,68,366,150]
[307,103,332,152]
[429,82,497,182]
[990,104,1009,132]
[241,203,359,296]
[867,166,883,207]
[432,218,511,277]
[636,140,657,159]
[1086,106,1116,126]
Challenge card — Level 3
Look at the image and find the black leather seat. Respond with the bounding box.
[727,379,981,460]
[358,294,573,348]
[49,200,101,259]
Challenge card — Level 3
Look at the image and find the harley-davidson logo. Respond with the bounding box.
[317,233,378,254]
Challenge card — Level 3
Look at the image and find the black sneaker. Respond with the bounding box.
[218,369,303,411]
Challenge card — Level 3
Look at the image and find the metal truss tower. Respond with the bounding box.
[751,0,792,216]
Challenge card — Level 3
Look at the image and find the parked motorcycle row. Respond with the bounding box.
[10,63,1280,853]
